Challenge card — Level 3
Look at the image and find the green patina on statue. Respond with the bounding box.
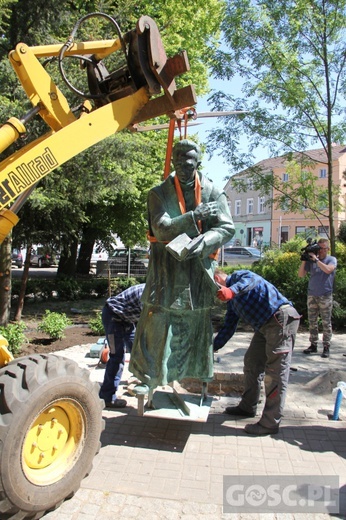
[129,139,235,389]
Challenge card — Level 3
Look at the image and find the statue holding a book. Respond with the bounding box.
[129,140,234,389]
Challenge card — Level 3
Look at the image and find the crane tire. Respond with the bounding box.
[0,354,105,519]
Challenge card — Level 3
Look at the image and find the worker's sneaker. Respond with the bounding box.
[244,422,279,436]
[225,405,255,417]
[104,399,127,409]
[303,345,317,354]
[321,347,330,358]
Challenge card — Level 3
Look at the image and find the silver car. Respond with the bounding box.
[219,246,262,266]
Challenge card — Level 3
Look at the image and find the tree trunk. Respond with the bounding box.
[0,237,13,326]
[76,239,94,275]
[57,238,78,276]
[327,145,336,256]
[14,244,32,322]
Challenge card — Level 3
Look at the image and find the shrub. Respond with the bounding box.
[333,267,346,329]
[0,322,27,355]
[335,241,346,266]
[337,221,346,244]
[38,310,72,340]
[89,312,104,335]
[109,277,141,294]
[55,276,81,300]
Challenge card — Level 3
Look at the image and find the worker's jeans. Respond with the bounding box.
[99,304,135,403]
[239,305,300,429]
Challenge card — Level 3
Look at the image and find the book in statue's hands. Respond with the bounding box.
[166,233,204,261]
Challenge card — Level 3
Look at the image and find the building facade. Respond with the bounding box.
[224,145,346,247]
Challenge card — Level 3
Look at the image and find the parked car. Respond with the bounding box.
[219,246,262,266]
[11,248,23,268]
[30,246,55,267]
[90,246,109,267]
[106,247,149,276]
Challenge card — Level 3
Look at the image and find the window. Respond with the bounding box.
[283,172,289,182]
[320,169,327,178]
[258,196,265,214]
[318,226,329,236]
[280,226,289,244]
[296,226,306,235]
[235,199,241,216]
[246,198,254,214]
[247,178,254,190]
[280,196,290,211]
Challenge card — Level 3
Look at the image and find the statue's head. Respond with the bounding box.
[172,140,201,184]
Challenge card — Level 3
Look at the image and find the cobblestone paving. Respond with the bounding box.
[44,331,346,519]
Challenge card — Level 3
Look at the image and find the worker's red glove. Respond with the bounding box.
[216,287,235,301]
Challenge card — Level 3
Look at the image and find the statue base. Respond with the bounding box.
[134,381,213,422]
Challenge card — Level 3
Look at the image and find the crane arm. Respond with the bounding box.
[0,13,196,242]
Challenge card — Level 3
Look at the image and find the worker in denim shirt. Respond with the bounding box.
[214,269,300,436]
[99,284,144,409]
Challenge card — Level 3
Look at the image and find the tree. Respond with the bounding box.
[0,0,225,322]
[208,0,346,255]
[338,220,346,244]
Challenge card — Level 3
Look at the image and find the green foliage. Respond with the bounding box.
[280,235,306,254]
[109,277,142,294]
[333,267,346,322]
[220,234,346,328]
[38,310,72,340]
[337,221,346,244]
[89,312,104,335]
[252,251,307,314]
[6,0,223,263]
[11,275,144,304]
[208,0,346,250]
[55,276,82,300]
[335,241,346,266]
[0,321,27,355]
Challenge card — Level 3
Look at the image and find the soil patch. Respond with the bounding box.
[18,325,99,357]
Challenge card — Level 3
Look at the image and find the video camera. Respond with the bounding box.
[300,238,321,262]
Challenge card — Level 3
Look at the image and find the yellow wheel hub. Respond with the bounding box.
[22,399,85,486]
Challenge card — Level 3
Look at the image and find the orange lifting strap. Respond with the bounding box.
[153,107,219,260]
[163,107,196,179]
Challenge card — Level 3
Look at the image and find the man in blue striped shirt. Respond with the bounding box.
[214,270,300,435]
[99,284,145,409]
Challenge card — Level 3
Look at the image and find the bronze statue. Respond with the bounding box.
[129,139,234,390]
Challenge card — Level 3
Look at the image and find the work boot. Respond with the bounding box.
[244,422,279,436]
[225,405,255,417]
[303,344,317,354]
[321,347,330,358]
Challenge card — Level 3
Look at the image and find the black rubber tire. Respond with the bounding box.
[0,354,105,519]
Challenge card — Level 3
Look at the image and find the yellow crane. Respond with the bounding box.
[0,12,195,519]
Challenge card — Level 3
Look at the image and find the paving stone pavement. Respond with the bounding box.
[43,331,346,520]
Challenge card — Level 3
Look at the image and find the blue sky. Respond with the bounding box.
[194,93,234,191]
[192,79,249,191]
[192,78,269,191]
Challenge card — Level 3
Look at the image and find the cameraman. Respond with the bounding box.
[298,238,337,358]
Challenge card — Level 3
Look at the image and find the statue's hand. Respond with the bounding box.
[194,202,218,221]
[185,240,204,259]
